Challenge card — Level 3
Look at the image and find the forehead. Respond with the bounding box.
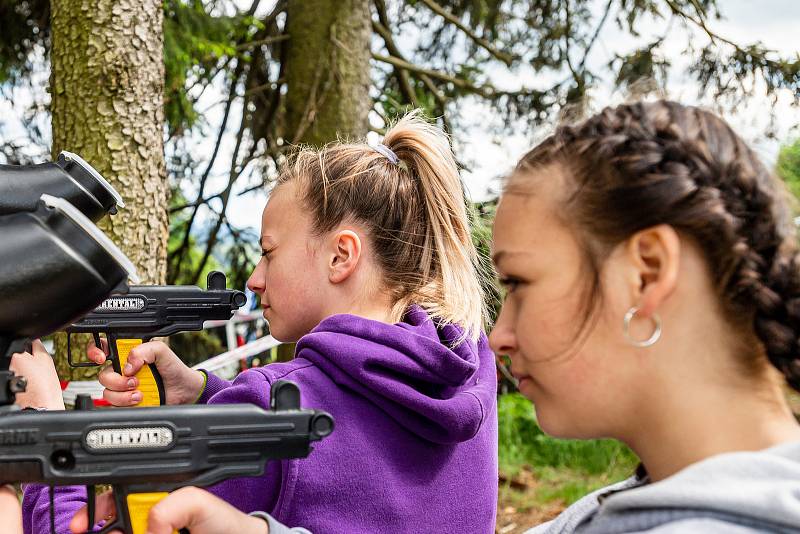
[492,167,574,263]
[261,182,307,241]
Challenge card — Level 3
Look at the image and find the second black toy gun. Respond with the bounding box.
[1,380,333,534]
[66,271,247,406]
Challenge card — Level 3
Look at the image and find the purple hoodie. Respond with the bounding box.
[23,306,498,533]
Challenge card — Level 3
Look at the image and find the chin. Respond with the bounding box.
[535,410,572,439]
[267,322,303,344]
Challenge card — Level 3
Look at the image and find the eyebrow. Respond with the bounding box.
[491,250,530,266]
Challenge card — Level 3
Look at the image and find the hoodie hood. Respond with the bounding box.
[580,440,800,533]
[295,305,495,444]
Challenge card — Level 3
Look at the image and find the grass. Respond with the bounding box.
[496,393,639,531]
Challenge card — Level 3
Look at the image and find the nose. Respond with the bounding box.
[246,260,265,294]
[488,305,516,356]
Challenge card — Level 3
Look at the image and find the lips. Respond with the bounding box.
[511,369,531,385]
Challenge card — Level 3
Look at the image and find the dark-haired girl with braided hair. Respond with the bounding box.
[491,100,800,533]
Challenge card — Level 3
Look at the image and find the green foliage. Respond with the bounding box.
[0,0,49,84]
[470,200,501,326]
[498,393,638,476]
[777,138,800,201]
[5,0,798,288]
[498,393,639,508]
[167,188,225,285]
[163,0,261,136]
[169,329,224,367]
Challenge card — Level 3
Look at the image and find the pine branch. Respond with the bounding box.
[169,192,223,213]
[168,60,244,284]
[578,0,614,73]
[372,0,418,107]
[371,53,496,98]
[664,0,766,54]
[235,34,289,51]
[417,0,514,66]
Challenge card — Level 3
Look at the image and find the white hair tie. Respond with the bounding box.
[369,141,400,165]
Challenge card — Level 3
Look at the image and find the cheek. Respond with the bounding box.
[514,284,587,362]
[511,289,619,438]
[264,249,327,337]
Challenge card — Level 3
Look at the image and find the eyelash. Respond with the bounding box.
[261,248,275,258]
[499,277,521,292]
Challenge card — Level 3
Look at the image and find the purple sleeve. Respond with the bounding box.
[204,369,284,515]
[196,370,232,404]
[23,484,89,534]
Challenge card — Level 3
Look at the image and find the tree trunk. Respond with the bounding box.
[284,0,372,146]
[278,0,371,359]
[50,0,168,379]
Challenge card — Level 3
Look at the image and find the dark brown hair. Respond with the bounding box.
[509,100,800,390]
[277,111,487,340]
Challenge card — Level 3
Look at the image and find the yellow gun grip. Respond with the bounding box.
[126,492,177,534]
[115,339,165,407]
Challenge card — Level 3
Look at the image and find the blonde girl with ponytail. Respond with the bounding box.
[42,111,498,534]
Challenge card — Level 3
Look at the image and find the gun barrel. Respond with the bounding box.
[0,403,332,487]
[67,273,247,338]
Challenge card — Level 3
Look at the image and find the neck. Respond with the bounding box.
[324,287,396,325]
[624,371,800,482]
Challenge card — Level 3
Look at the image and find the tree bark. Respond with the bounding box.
[50,0,168,379]
[284,0,372,146]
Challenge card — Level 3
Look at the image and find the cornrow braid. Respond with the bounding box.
[512,100,800,390]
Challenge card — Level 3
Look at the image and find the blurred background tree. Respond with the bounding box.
[45,0,169,378]
[2,0,798,292]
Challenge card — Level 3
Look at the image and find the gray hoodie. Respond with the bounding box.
[527,441,800,533]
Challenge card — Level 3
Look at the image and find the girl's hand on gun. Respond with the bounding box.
[86,339,206,406]
[69,487,269,534]
[10,339,65,410]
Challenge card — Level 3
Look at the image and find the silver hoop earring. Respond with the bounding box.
[623,306,662,347]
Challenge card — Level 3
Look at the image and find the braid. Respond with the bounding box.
[514,100,800,390]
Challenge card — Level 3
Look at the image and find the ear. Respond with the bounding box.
[328,230,362,284]
[624,224,680,317]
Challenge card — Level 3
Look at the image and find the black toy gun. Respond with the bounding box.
[0,151,124,220]
[0,193,136,406]
[1,380,334,534]
[66,272,248,407]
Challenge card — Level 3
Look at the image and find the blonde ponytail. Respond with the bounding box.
[278,110,487,341]
[382,111,487,340]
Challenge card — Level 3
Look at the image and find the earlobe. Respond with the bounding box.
[628,225,680,317]
[329,230,362,284]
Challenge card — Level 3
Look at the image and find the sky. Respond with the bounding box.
[1,0,798,235]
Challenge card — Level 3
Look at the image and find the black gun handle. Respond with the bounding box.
[108,334,166,407]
